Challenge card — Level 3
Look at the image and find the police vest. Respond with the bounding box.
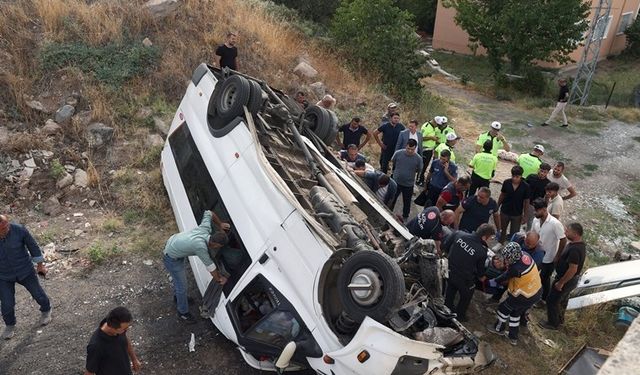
[421,122,436,150]
[476,132,504,156]
[435,143,456,162]
[470,152,497,180]
[517,153,542,178]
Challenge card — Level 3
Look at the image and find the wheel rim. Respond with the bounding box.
[347,268,383,306]
[221,84,238,111]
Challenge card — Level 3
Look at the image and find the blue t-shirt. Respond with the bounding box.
[459,196,498,233]
[428,159,458,189]
[377,122,405,149]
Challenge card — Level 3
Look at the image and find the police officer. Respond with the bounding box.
[442,223,496,321]
[517,144,545,178]
[468,139,498,195]
[476,121,510,156]
[434,132,459,162]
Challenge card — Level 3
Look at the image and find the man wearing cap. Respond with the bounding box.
[434,132,459,162]
[163,210,230,324]
[0,215,52,340]
[476,121,510,156]
[517,145,545,178]
[374,112,405,174]
[542,78,570,128]
[468,139,498,195]
[434,116,454,146]
[418,117,441,186]
[395,119,423,155]
[336,117,370,150]
[382,103,398,123]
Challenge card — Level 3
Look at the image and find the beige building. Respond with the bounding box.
[433,0,640,68]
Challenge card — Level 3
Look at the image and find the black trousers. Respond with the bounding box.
[418,149,434,183]
[493,290,541,340]
[379,148,394,174]
[469,171,490,196]
[540,262,555,301]
[444,277,475,321]
[426,184,444,207]
[546,276,579,327]
[391,184,414,219]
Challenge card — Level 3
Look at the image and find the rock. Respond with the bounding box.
[145,0,181,18]
[43,196,62,216]
[142,37,153,47]
[74,229,83,236]
[631,241,640,252]
[153,117,170,135]
[40,150,54,158]
[309,81,326,98]
[135,107,153,120]
[64,164,76,173]
[293,62,318,79]
[0,126,8,145]
[146,134,164,147]
[56,173,73,189]
[74,169,88,188]
[89,200,97,207]
[143,259,153,266]
[42,119,62,135]
[65,96,79,107]
[23,158,37,168]
[86,122,114,148]
[74,110,93,126]
[11,159,20,169]
[7,122,26,131]
[73,212,84,217]
[20,167,34,179]
[54,104,76,125]
[25,99,48,113]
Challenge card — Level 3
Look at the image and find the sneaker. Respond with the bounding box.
[508,337,518,346]
[486,324,506,336]
[1,325,15,340]
[40,309,52,326]
[178,312,197,324]
[560,124,568,128]
[541,122,549,127]
[538,321,558,330]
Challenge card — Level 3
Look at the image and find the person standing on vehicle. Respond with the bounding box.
[417,117,441,186]
[423,149,457,207]
[539,223,586,330]
[468,139,498,195]
[497,165,530,243]
[475,121,510,156]
[163,210,230,323]
[84,306,141,375]
[215,31,239,70]
[524,162,551,230]
[454,187,500,234]
[336,117,370,150]
[517,144,545,178]
[390,139,423,221]
[443,223,496,322]
[406,206,455,254]
[0,214,52,340]
[547,162,577,201]
[353,160,397,208]
[541,78,570,128]
[545,183,564,219]
[373,112,405,174]
[487,242,542,345]
[531,198,567,304]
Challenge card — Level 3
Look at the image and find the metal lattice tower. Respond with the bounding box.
[569,0,613,105]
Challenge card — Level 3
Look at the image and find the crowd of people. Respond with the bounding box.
[336,102,585,346]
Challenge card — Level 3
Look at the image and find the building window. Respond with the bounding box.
[617,12,634,35]
[592,15,613,40]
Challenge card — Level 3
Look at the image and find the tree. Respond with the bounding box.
[271,0,339,23]
[623,16,640,57]
[445,0,589,73]
[395,0,438,33]
[330,0,423,97]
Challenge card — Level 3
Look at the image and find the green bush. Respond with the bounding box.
[50,159,66,180]
[330,0,423,99]
[270,0,339,23]
[623,17,640,57]
[39,41,160,86]
[513,68,548,97]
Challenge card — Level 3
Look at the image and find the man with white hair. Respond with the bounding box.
[316,94,336,109]
[475,121,510,155]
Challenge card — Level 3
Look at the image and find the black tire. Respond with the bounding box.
[324,109,339,145]
[337,250,405,324]
[304,105,331,142]
[247,79,264,116]
[211,75,251,124]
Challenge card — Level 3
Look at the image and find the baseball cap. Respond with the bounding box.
[441,116,448,124]
[434,116,444,125]
[491,121,502,130]
[533,144,545,153]
[446,132,460,141]
[387,102,398,109]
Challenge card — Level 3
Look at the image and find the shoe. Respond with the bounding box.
[534,300,546,309]
[486,324,506,336]
[508,337,518,346]
[538,321,558,330]
[561,124,568,128]
[40,309,52,326]
[178,312,197,324]
[1,325,15,340]
[541,123,549,127]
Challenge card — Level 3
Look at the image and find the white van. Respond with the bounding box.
[160,64,495,374]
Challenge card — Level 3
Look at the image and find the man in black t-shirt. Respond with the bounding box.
[525,162,551,230]
[455,187,500,233]
[542,78,569,127]
[215,32,238,70]
[497,165,530,243]
[539,222,586,330]
[85,307,141,375]
[336,117,370,149]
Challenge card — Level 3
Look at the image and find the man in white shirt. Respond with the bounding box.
[545,182,564,219]
[531,198,567,304]
[547,162,577,200]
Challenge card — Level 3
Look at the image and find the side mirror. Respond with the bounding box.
[275,341,297,374]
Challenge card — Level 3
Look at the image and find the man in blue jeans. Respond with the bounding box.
[163,210,229,324]
[0,215,52,340]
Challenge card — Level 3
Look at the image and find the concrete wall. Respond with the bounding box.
[598,317,640,375]
[432,0,640,68]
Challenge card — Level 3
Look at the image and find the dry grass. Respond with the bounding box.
[4,132,50,153]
